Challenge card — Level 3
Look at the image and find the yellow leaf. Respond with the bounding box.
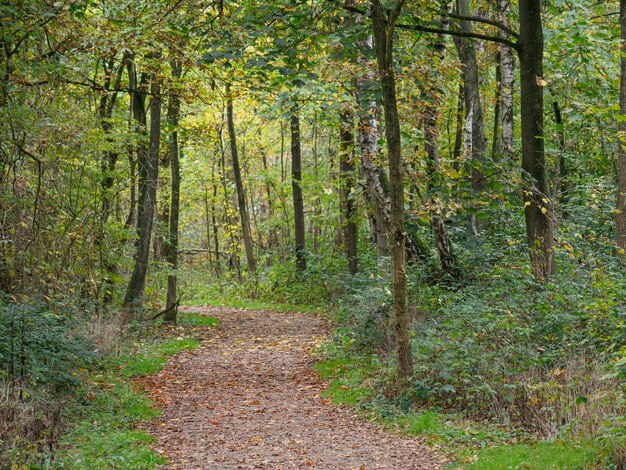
[541,207,548,214]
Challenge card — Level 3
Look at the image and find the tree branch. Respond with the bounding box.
[327,0,519,52]
[445,12,519,38]
[397,21,519,51]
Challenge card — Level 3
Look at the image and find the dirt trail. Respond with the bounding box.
[140,307,444,469]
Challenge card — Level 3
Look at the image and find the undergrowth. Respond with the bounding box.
[179,225,625,468]
[55,311,218,469]
[0,299,218,469]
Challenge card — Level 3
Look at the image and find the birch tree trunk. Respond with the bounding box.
[498,0,515,157]
[340,108,358,274]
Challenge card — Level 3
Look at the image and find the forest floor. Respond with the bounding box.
[137,307,445,469]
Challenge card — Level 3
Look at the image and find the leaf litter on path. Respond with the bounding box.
[138,307,444,469]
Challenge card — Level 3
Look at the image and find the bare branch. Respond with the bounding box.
[397,21,519,51]
[446,12,519,38]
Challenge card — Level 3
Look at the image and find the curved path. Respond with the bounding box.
[141,307,444,469]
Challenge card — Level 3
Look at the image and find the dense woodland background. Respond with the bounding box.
[1,0,625,467]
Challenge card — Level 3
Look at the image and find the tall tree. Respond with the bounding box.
[340,108,358,274]
[291,108,307,271]
[618,0,626,255]
[423,12,460,279]
[453,0,488,240]
[355,28,389,258]
[518,0,555,279]
[163,59,182,324]
[371,0,413,381]
[226,84,257,273]
[123,63,161,311]
[497,0,515,157]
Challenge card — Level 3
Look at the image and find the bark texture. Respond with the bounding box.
[453,0,488,191]
[519,0,556,280]
[356,33,389,258]
[291,110,306,271]
[164,60,182,324]
[124,69,161,310]
[424,15,460,279]
[453,0,488,241]
[340,108,358,275]
[371,0,413,381]
[226,85,256,274]
[497,0,515,157]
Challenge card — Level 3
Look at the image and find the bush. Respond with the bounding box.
[0,297,95,466]
[0,297,94,390]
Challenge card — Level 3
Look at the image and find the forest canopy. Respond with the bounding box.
[1,0,625,468]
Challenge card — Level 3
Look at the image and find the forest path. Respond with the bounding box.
[140,307,444,469]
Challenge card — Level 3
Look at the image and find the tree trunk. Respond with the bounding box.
[354,38,426,264]
[618,0,626,254]
[424,17,460,279]
[211,163,221,276]
[260,147,276,250]
[226,85,256,273]
[552,100,567,208]
[291,109,306,271]
[371,0,413,382]
[519,0,556,280]
[123,70,161,311]
[97,54,126,305]
[492,53,502,159]
[163,60,182,324]
[497,0,515,157]
[125,59,149,232]
[356,32,389,258]
[340,108,358,274]
[453,0,488,240]
[453,82,464,169]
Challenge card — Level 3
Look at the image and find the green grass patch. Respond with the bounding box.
[117,337,199,377]
[57,322,216,469]
[457,441,599,469]
[178,313,220,327]
[158,337,200,355]
[405,410,443,435]
[315,357,356,379]
[323,379,371,405]
[58,374,166,469]
[315,357,373,405]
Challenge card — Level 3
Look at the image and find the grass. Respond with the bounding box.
[178,312,220,327]
[56,317,218,469]
[314,355,604,469]
[458,441,599,469]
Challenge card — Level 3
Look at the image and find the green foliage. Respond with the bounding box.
[181,253,347,311]
[0,297,94,390]
[57,333,207,468]
[331,275,393,354]
[317,205,625,465]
